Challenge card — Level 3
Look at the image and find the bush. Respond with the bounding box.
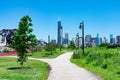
[30,45,43,52]
[72,51,80,59]
[2,49,10,53]
[113,57,120,65]
[101,63,107,69]
[103,52,112,59]
[99,43,110,47]
[116,71,120,74]
[93,57,104,66]
[85,57,91,64]
[88,52,97,61]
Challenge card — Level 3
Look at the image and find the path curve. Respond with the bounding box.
[4,52,102,80]
[29,52,102,80]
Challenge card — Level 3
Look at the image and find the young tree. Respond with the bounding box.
[45,42,56,55]
[13,15,37,69]
[68,40,76,50]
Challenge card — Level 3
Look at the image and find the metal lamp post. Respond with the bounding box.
[79,21,84,55]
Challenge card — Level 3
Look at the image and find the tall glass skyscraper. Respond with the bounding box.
[96,34,100,46]
[110,34,115,44]
[48,35,50,43]
[57,21,63,45]
[64,33,69,45]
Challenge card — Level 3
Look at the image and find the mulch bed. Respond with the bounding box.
[7,67,32,70]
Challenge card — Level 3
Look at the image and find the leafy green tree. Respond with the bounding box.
[45,42,56,55]
[13,15,37,69]
[68,40,76,50]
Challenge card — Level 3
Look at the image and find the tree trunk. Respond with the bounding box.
[21,61,24,69]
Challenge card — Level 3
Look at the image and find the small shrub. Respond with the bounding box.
[113,57,120,65]
[103,52,112,59]
[101,63,107,69]
[30,45,43,52]
[116,71,120,75]
[88,52,97,61]
[2,49,10,53]
[85,57,91,64]
[72,51,80,59]
[94,57,104,66]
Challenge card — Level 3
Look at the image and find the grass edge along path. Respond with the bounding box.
[0,57,49,80]
[71,47,120,80]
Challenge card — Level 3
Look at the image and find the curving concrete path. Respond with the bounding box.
[4,52,102,80]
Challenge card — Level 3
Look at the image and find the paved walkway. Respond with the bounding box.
[4,52,102,80]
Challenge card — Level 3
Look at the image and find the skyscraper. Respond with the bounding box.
[85,35,92,47]
[63,33,69,45]
[75,33,80,47]
[57,21,63,45]
[117,35,120,45]
[110,34,115,44]
[48,35,50,43]
[96,34,100,46]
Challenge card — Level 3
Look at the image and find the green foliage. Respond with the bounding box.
[30,45,43,52]
[72,51,80,59]
[101,63,107,69]
[13,15,37,68]
[99,43,110,47]
[71,47,120,80]
[44,42,56,55]
[68,40,76,50]
[2,49,10,53]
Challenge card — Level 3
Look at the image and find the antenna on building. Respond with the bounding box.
[58,17,61,21]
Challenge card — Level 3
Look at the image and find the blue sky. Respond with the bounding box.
[0,0,120,42]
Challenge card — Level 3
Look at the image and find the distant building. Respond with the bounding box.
[63,33,69,45]
[38,39,47,46]
[0,35,6,46]
[0,29,16,45]
[100,38,102,44]
[90,38,96,46]
[51,39,56,44]
[110,34,115,44]
[96,34,100,46]
[57,21,63,46]
[117,36,120,45]
[75,33,80,47]
[48,35,50,43]
[0,35,2,43]
[85,35,92,47]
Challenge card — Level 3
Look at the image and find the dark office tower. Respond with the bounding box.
[85,35,91,47]
[110,34,115,44]
[48,35,50,43]
[57,21,63,45]
[64,33,69,45]
[117,35,120,45]
[96,34,100,46]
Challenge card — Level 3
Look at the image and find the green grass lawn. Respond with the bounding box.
[0,57,49,80]
[71,47,120,80]
[30,48,71,58]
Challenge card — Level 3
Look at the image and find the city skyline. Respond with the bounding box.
[0,0,120,41]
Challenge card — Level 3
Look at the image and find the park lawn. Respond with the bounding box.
[0,57,49,80]
[31,48,71,58]
[71,47,120,80]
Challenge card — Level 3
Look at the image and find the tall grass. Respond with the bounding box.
[71,47,120,80]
